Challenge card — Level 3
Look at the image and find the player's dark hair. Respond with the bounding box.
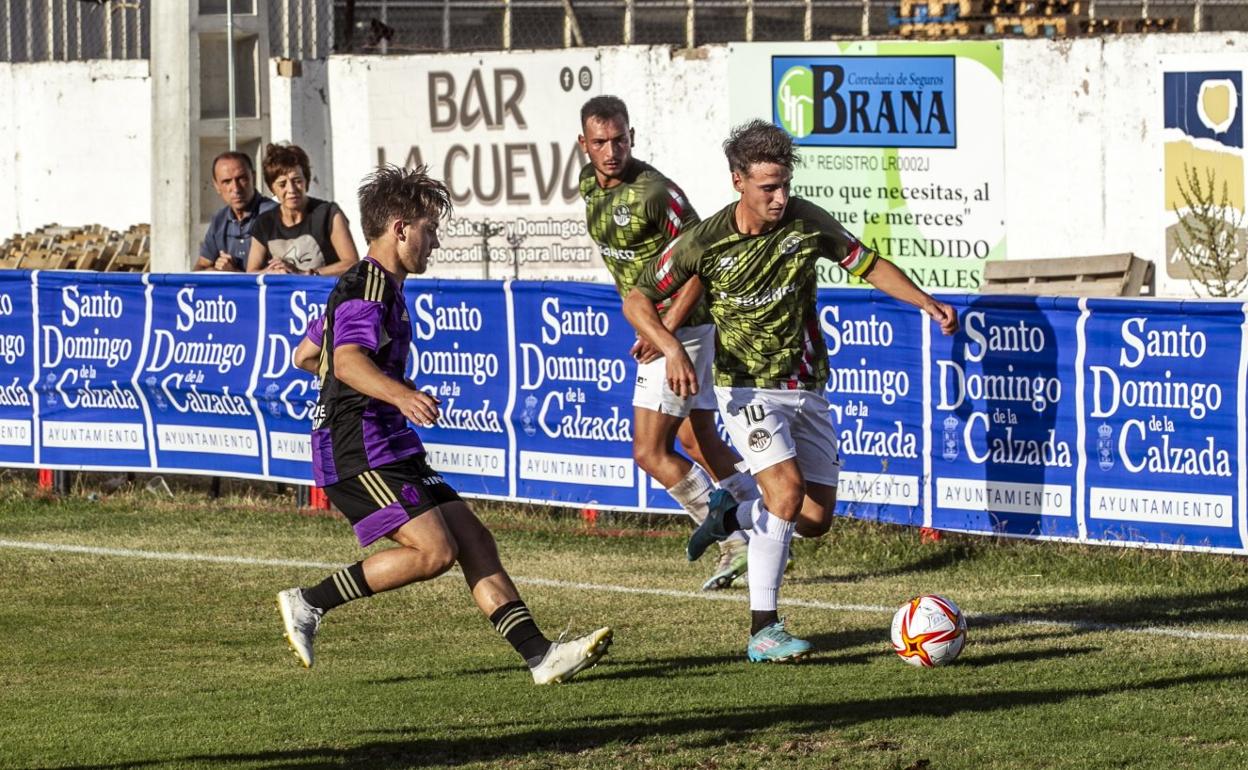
[261,143,312,189]
[580,95,630,130]
[211,151,255,181]
[723,119,798,175]
[357,164,453,242]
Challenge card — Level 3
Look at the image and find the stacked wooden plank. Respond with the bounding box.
[0,223,151,272]
[892,0,1181,39]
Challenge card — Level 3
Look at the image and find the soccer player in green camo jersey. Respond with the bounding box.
[578,95,759,591]
[624,120,958,662]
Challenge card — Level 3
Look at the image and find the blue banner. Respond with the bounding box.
[35,272,152,469]
[144,275,265,476]
[510,281,637,508]
[929,295,1081,539]
[255,277,330,482]
[819,288,926,527]
[1081,299,1244,550]
[4,270,1247,555]
[0,273,36,466]
[404,280,512,498]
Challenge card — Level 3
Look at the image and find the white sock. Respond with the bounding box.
[667,464,714,524]
[718,470,760,503]
[747,505,795,612]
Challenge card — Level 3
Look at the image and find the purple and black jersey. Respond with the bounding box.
[308,256,425,486]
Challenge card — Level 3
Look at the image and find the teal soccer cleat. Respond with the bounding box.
[746,619,812,663]
[686,488,738,562]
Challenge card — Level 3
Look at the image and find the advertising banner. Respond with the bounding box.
[368,51,605,281]
[929,295,1081,540]
[1082,299,1244,551]
[728,41,1005,291]
[35,272,152,469]
[0,273,36,466]
[404,280,512,498]
[819,288,926,527]
[143,276,265,476]
[1160,56,1246,288]
[510,281,637,507]
[254,277,331,483]
[5,270,1248,554]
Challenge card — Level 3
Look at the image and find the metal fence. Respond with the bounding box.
[332,0,1248,53]
[1,0,148,62]
[0,0,333,63]
[2,0,1246,63]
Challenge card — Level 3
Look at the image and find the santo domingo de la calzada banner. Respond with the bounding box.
[728,41,1005,291]
[2,270,1247,555]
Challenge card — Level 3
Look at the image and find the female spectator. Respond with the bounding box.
[247,143,359,276]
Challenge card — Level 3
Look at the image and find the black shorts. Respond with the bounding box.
[324,454,462,547]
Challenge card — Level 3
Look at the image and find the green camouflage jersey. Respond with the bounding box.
[634,196,879,390]
[579,160,708,326]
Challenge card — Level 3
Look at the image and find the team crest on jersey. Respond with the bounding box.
[613,204,631,227]
[780,234,804,256]
[748,428,773,452]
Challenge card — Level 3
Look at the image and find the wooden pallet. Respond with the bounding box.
[0,223,151,272]
[899,0,976,17]
[1079,17,1181,34]
[983,14,1069,36]
[983,253,1154,297]
[980,0,1082,16]
[897,20,976,37]
[900,14,1071,37]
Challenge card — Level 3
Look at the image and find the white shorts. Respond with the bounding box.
[715,386,843,486]
[633,324,718,417]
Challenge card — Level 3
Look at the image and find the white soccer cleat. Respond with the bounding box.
[702,542,748,591]
[530,626,613,685]
[277,588,323,668]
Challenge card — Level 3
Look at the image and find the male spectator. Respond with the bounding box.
[248,143,359,276]
[277,164,611,684]
[193,151,276,272]
[624,120,958,663]
[578,95,758,591]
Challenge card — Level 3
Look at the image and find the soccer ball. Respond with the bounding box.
[890,594,967,668]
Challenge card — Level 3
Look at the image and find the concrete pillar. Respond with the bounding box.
[150,1,270,272]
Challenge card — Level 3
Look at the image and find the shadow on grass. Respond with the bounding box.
[961,644,1102,668]
[787,543,976,586]
[46,669,1248,770]
[975,584,1248,634]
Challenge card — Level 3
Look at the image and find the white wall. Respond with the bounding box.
[269,57,333,202]
[4,36,1248,296]
[0,60,150,238]
[597,46,735,217]
[1003,34,1248,297]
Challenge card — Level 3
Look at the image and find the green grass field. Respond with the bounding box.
[3,474,1248,769]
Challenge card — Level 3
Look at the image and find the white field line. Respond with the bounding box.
[4,538,1248,644]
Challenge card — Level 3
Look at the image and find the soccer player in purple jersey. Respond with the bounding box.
[277,164,611,684]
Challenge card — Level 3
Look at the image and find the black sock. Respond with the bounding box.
[723,503,742,534]
[751,610,780,636]
[490,601,551,666]
[302,561,374,612]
